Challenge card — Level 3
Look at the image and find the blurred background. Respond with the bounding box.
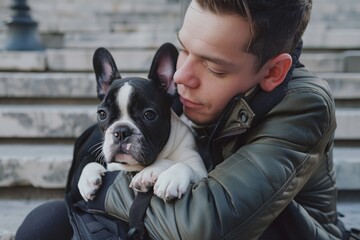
[0,0,359,239]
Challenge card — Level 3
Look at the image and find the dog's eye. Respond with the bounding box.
[143,109,157,121]
[97,110,107,120]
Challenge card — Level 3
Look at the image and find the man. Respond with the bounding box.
[94,0,346,239]
[16,0,349,239]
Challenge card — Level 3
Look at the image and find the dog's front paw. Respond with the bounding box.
[129,167,160,192]
[78,162,106,201]
[154,163,192,201]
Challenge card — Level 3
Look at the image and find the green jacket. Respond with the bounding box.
[102,67,342,239]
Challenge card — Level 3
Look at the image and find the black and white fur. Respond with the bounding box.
[77,43,207,201]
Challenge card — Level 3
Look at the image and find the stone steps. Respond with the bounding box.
[0,103,359,140]
[0,144,359,190]
[0,144,73,189]
[0,104,96,138]
[0,49,359,73]
[1,0,360,53]
[0,49,159,72]
[1,0,359,32]
[0,72,359,98]
[0,0,183,34]
[3,26,360,50]
[0,105,359,140]
[0,72,360,191]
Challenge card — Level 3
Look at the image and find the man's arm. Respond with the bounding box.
[103,75,337,239]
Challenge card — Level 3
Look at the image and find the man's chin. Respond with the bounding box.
[183,109,216,126]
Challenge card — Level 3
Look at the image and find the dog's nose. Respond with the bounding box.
[113,126,132,143]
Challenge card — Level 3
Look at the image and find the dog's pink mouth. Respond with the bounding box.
[111,153,145,172]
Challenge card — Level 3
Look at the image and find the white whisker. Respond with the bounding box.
[89,142,103,154]
[88,139,106,164]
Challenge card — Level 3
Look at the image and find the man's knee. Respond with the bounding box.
[16,200,73,240]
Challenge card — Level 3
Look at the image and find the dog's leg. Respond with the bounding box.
[129,159,173,193]
[106,162,124,171]
[154,161,203,201]
[78,162,106,201]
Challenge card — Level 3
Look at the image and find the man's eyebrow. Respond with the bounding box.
[176,32,234,67]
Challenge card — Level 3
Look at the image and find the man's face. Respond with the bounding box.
[175,1,267,125]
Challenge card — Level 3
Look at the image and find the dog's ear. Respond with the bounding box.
[148,43,179,98]
[93,47,121,100]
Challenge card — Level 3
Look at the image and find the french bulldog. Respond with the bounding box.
[77,43,207,202]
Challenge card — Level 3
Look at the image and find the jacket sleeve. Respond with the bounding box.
[104,75,337,239]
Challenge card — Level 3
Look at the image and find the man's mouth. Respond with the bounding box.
[179,95,202,109]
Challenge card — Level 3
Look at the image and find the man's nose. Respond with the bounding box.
[174,57,200,88]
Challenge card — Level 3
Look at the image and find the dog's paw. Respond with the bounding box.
[129,159,173,193]
[154,163,192,201]
[78,162,106,201]
[129,167,160,192]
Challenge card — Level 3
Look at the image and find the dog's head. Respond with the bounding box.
[93,43,179,171]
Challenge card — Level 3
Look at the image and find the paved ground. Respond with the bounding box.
[0,192,359,239]
[337,191,360,230]
[338,201,360,230]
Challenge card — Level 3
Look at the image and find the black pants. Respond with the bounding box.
[16,201,283,240]
[16,200,73,240]
[16,198,348,240]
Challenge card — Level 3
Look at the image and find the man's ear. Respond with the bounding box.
[259,53,292,92]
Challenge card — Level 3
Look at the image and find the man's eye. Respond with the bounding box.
[207,68,227,78]
[143,109,157,121]
[97,110,107,120]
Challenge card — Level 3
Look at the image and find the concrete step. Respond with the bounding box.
[59,28,360,50]
[8,26,357,51]
[335,108,360,140]
[2,25,360,50]
[0,0,182,34]
[0,73,360,140]
[0,72,97,99]
[1,0,359,33]
[0,48,359,73]
[0,104,359,140]
[0,187,65,240]
[0,72,358,99]
[0,104,96,138]
[0,144,359,190]
[321,73,360,99]
[0,102,358,134]
[63,31,177,49]
[0,144,73,188]
[333,147,360,190]
[0,48,159,72]
[303,26,360,50]
[299,51,356,73]
[310,0,360,28]
[0,198,61,240]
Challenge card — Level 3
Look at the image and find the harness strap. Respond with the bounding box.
[127,190,153,240]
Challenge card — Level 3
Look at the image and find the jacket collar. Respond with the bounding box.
[198,40,304,168]
[214,40,304,139]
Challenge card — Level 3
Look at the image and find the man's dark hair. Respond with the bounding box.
[195,0,312,69]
